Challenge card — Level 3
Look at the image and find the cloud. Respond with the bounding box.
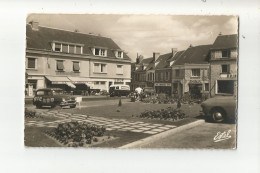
[27,14,238,62]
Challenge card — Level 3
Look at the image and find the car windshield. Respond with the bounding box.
[36,90,52,96]
[53,90,64,95]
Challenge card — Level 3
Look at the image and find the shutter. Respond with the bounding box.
[69,45,75,53]
[28,58,35,68]
[73,62,80,71]
[57,61,64,70]
[94,63,100,72]
[62,44,69,53]
[76,46,81,54]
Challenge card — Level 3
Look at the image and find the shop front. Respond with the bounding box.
[154,83,172,96]
[45,76,76,94]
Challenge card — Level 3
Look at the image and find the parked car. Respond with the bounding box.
[33,88,77,109]
[109,85,130,97]
[201,95,237,123]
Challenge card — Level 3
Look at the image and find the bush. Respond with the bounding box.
[45,121,106,147]
[25,108,39,118]
[139,107,187,121]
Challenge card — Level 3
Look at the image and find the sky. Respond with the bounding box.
[27,14,238,62]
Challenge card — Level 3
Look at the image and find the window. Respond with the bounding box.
[205,83,209,91]
[27,58,36,69]
[53,42,83,54]
[73,61,80,72]
[94,48,106,56]
[56,60,64,71]
[76,46,81,54]
[221,64,230,73]
[100,81,106,85]
[116,65,123,74]
[217,80,234,94]
[62,44,69,53]
[175,70,180,77]
[94,81,99,85]
[191,69,200,77]
[160,72,163,81]
[100,49,105,56]
[118,51,122,58]
[69,45,75,53]
[54,43,61,52]
[94,63,107,73]
[101,64,106,72]
[221,50,230,58]
[165,72,169,81]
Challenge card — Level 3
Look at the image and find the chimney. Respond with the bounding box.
[172,48,178,56]
[153,52,160,61]
[189,44,193,48]
[29,21,39,31]
[219,32,222,36]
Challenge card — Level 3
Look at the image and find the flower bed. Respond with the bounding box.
[25,108,42,118]
[45,121,106,147]
[138,107,187,121]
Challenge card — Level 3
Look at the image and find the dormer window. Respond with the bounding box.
[94,48,107,56]
[52,42,83,54]
[55,43,61,52]
[118,51,122,58]
[221,50,231,58]
[114,50,123,58]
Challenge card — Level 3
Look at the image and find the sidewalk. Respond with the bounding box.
[123,122,236,149]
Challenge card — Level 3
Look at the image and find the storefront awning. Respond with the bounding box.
[67,77,90,83]
[45,76,70,84]
[66,82,76,88]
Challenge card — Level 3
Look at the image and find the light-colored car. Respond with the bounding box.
[201,95,237,123]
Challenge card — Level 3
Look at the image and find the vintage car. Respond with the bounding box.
[109,85,130,97]
[33,88,77,109]
[201,95,237,123]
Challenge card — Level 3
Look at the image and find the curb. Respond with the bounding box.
[119,119,205,149]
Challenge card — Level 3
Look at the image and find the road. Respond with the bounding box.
[137,122,236,149]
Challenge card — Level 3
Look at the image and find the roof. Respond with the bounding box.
[155,51,185,69]
[135,57,154,72]
[211,34,238,50]
[26,24,130,61]
[154,53,172,69]
[173,45,212,65]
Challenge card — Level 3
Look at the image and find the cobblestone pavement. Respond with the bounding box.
[25,110,177,134]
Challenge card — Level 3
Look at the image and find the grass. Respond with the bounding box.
[24,126,61,147]
[24,101,203,147]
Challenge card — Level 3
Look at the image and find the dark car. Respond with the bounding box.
[33,88,77,109]
[201,95,237,123]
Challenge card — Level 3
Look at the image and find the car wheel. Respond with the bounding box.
[211,108,226,123]
[36,104,41,109]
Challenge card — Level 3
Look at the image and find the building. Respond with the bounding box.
[172,45,212,99]
[25,21,131,96]
[154,49,183,95]
[132,56,154,89]
[209,34,238,97]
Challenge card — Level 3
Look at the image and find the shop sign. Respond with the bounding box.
[154,83,171,87]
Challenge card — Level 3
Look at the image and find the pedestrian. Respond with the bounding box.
[177,99,181,109]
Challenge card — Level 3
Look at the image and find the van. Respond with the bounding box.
[109,85,130,97]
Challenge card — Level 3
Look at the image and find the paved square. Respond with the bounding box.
[25,110,177,135]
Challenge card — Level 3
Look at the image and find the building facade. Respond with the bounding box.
[154,49,182,95]
[132,56,154,89]
[25,21,131,96]
[209,34,238,97]
[171,45,212,99]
